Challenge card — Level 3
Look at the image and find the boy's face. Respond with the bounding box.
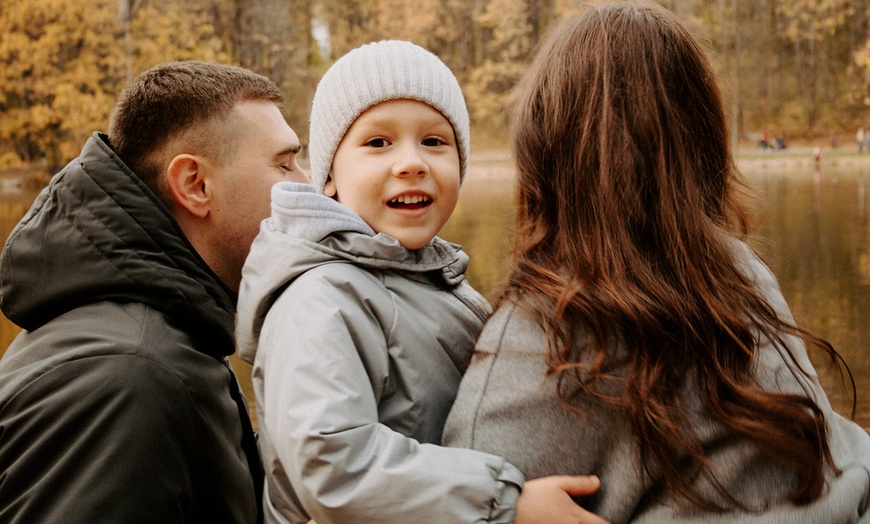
[326,99,461,250]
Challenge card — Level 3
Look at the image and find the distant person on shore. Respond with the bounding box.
[0,61,309,523]
[444,3,870,522]
[857,127,865,153]
[235,40,605,524]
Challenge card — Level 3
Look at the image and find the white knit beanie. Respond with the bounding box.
[308,40,470,193]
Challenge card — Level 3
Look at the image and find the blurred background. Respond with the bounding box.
[2,0,870,169]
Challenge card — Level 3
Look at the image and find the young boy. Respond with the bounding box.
[236,40,602,524]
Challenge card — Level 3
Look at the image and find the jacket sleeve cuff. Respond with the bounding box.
[489,462,525,523]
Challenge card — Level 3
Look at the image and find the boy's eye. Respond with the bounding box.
[365,138,389,148]
[422,137,446,147]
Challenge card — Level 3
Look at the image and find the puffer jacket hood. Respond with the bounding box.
[0,133,236,355]
[237,181,476,363]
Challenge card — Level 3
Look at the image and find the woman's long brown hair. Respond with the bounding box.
[507,1,851,511]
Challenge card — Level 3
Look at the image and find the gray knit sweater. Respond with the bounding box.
[444,238,870,523]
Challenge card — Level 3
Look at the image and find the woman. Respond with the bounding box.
[444,3,870,522]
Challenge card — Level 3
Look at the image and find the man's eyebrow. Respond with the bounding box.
[276,144,302,157]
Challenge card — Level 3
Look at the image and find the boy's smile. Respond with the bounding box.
[326,99,461,250]
[388,191,432,208]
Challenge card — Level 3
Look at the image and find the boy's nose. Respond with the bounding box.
[393,144,428,178]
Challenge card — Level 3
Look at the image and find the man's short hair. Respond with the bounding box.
[107,61,283,203]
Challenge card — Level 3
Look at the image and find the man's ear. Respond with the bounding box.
[324,173,337,198]
[167,154,210,218]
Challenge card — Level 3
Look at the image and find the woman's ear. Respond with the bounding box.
[166,154,210,218]
[324,173,337,198]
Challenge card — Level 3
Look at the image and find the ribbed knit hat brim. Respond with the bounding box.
[308,40,470,193]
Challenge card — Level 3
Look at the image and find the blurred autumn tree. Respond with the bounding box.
[0,0,122,167]
[0,0,230,168]
[236,0,315,132]
[2,0,870,168]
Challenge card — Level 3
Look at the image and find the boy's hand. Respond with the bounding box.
[515,475,609,524]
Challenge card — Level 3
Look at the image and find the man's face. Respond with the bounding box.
[208,100,308,292]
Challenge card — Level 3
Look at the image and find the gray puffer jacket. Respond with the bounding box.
[236,182,524,524]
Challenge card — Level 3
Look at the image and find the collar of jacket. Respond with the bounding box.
[0,133,237,355]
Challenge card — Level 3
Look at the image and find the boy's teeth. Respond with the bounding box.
[391,195,429,204]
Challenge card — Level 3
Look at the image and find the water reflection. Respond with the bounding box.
[746,167,870,426]
[1,162,869,430]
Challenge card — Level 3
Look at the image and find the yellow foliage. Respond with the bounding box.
[3,0,870,164]
[131,2,228,70]
[0,152,22,169]
[0,0,233,168]
[0,0,123,166]
[463,0,533,132]
[777,0,852,42]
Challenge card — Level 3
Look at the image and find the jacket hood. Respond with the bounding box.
[237,182,470,361]
[0,133,237,354]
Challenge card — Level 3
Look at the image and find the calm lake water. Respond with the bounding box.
[1,157,868,430]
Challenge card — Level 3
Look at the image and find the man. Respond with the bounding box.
[0,61,308,523]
